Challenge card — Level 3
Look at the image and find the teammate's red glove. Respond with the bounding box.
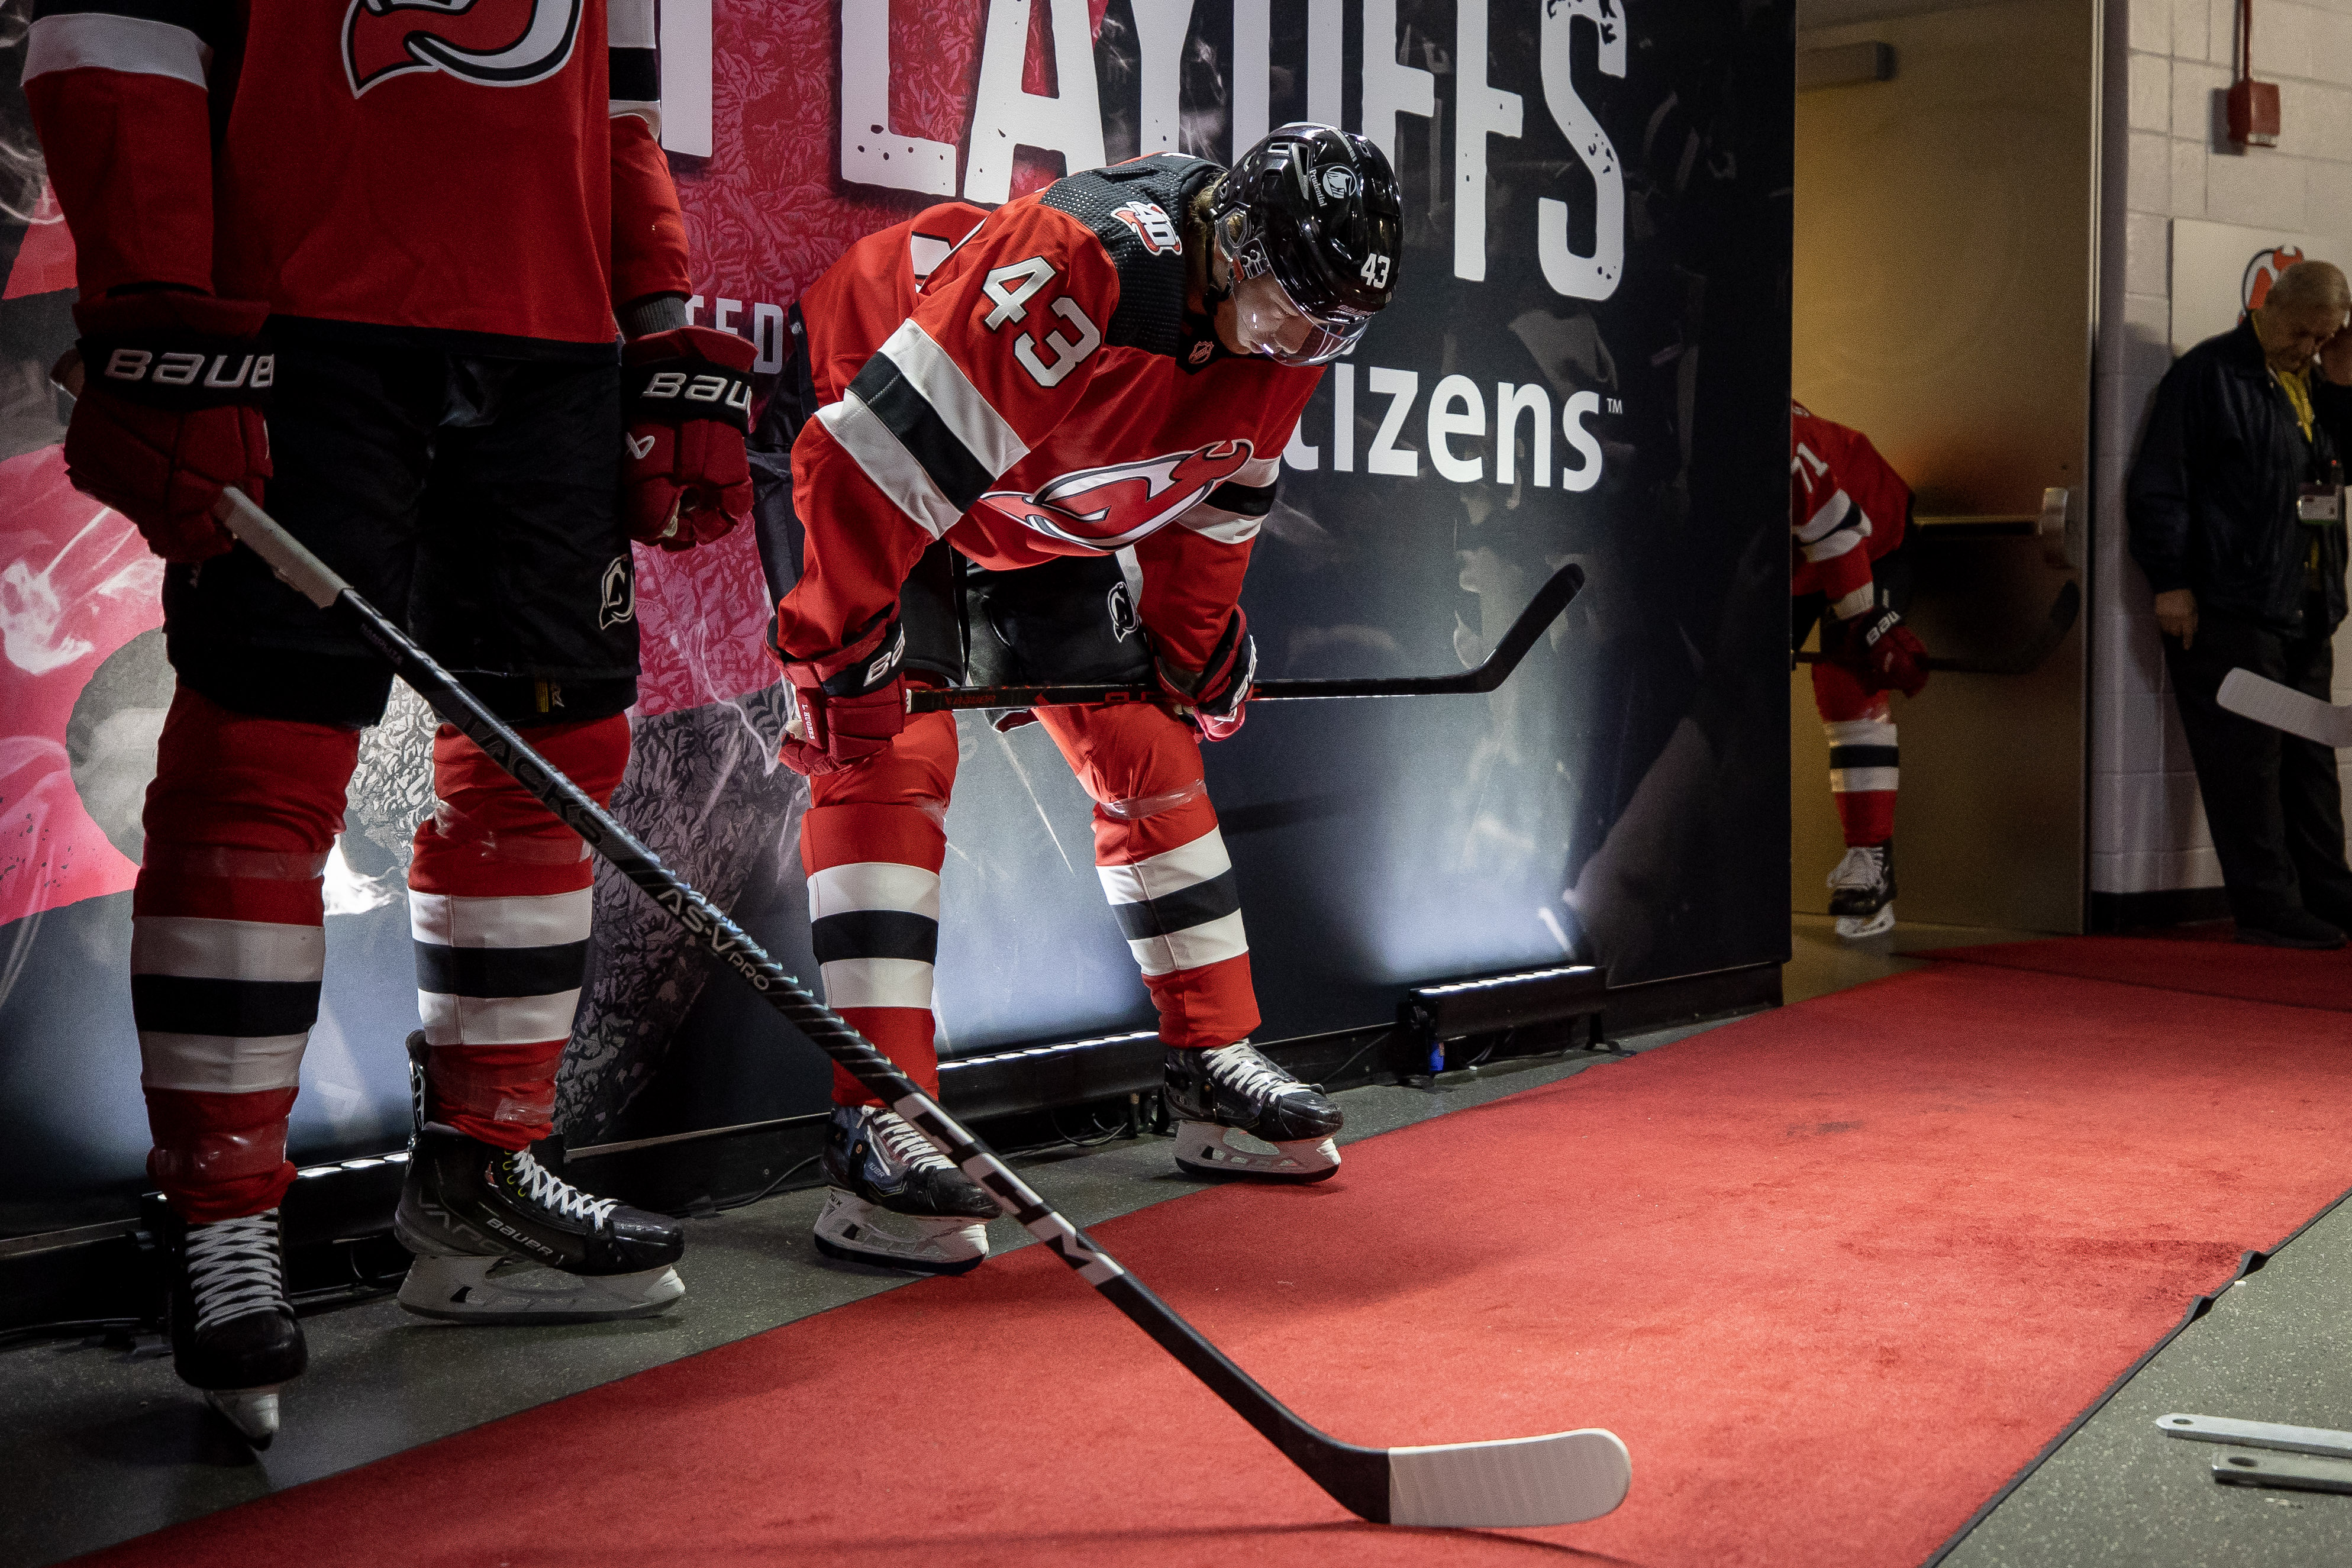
[775,614,909,776]
[1834,605,1931,697]
[1157,608,1256,742]
[622,325,755,551]
[64,293,274,563]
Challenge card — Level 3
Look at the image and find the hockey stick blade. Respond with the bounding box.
[2218,667,2352,747]
[908,562,1585,714]
[1793,579,2080,676]
[210,490,1631,1529]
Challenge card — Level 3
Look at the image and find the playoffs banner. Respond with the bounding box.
[0,0,1791,1227]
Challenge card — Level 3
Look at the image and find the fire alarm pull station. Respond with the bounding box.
[2230,0,2280,146]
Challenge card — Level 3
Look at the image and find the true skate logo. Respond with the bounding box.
[975,441,1254,550]
[1111,199,1181,257]
[638,367,754,420]
[598,555,633,630]
[102,348,274,392]
[343,0,585,98]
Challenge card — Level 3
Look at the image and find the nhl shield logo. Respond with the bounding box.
[598,555,634,630]
[343,0,585,98]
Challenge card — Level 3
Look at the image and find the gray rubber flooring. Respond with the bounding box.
[11,921,2352,1566]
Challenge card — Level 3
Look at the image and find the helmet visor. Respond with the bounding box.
[1230,269,1371,367]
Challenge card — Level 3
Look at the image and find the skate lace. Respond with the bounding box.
[508,1150,620,1227]
[1827,845,1886,892]
[1202,1041,1300,1099]
[871,1111,958,1175]
[186,1211,289,1337]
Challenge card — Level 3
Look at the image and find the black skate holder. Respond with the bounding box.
[1397,964,1608,1086]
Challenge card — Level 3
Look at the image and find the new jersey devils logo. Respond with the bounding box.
[975,441,1254,550]
[343,0,585,98]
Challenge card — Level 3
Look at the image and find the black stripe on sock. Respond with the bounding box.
[812,910,940,965]
[1202,479,1276,518]
[1827,745,1899,770]
[130,975,320,1038]
[608,47,659,103]
[848,354,993,512]
[1109,869,1241,942]
[412,940,589,1000]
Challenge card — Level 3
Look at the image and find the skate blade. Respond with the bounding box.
[396,1254,685,1324]
[812,1189,989,1276]
[205,1386,280,1448]
[1173,1122,1341,1183]
[1835,904,1896,940]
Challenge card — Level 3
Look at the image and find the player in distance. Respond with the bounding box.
[1789,401,1929,939]
[27,0,751,1444]
[762,125,1401,1274]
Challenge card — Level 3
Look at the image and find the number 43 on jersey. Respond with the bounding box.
[982,258,1101,389]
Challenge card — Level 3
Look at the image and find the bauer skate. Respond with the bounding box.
[394,1034,683,1324]
[159,1205,306,1448]
[1165,1042,1344,1182]
[812,1104,999,1275]
[1828,841,1896,940]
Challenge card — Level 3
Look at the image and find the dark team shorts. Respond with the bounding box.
[163,330,637,730]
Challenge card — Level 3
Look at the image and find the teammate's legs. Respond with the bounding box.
[389,355,684,1320]
[1034,702,1342,1181]
[801,706,998,1272]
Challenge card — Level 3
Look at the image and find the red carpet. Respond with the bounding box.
[1933,925,2352,1012]
[82,966,2352,1567]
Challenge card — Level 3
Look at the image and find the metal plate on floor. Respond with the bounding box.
[2211,1451,2352,1495]
[2158,1412,2352,1461]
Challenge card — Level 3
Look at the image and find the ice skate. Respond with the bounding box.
[160,1206,305,1448]
[395,1037,683,1323]
[1828,841,1896,939]
[1165,1042,1343,1182]
[812,1104,999,1275]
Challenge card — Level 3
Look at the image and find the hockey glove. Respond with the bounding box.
[1834,605,1931,698]
[1157,608,1256,742]
[775,612,909,776]
[622,325,756,551]
[65,293,274,563]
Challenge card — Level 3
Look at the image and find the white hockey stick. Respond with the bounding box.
[2217,668,2352,747]
[211,488,1632,1528]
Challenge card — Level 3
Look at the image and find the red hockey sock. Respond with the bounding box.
[1037,704,1261,1051]
[409,715,628,1151]
[804,711,957,1106]
[1824,717,1898,847]
[134,689,358,1222]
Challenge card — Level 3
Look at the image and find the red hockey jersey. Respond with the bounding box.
[776,154,1321,674]
[25,0,689,351]
[1791,400,1911,615]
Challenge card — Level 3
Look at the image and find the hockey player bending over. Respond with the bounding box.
[1790,401,1928,938]
[28,1,752,1442]
[766,127,1401,1273]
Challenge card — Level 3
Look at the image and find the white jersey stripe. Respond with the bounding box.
[1125,908,1250,977]
[808,862,942,920]
[139,1031,308,1095]
[877,321,1030,478]
[25,13,210,89]
[131,917,324,982]
[1794,488,1853,544]
[820,956,937,1011]
[817,391,964,539]
[417,989,583,1047]
[1176,504,1263,545]
[1828,584,1877,620]
[1096,826,1232,906]
[608,0,657,48]
[1232,454,1280,488]
[409,889,593,950]
[1801,525,1869,564]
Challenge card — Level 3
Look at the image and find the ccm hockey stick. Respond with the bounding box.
[211,489,1631,1528]
[908,561,1585,714]
[2218,667,2352,747]
[1793,579,2081,676]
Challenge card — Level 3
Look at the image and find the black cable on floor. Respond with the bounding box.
[0,1318,151,1353]
[674,1154,822,1218]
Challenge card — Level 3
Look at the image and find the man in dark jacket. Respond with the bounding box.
[2128,260,2352,948]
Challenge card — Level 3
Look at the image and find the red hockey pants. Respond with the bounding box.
[804,700,1258,1108]
[1811,660,1898,847]
[132,689,628,1223]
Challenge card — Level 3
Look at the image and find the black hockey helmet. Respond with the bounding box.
[1208,123,1402,366]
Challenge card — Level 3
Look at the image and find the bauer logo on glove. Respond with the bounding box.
[621,324,756,552]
